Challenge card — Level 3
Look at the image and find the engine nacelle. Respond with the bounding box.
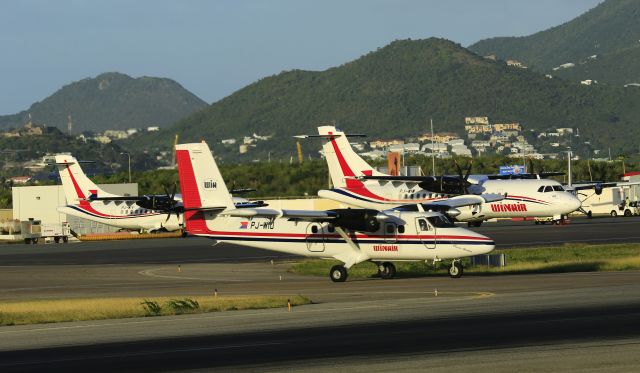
[594,183,603,195]
[329,209,381,232]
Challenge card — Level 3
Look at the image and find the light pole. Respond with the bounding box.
[120,152,131,183]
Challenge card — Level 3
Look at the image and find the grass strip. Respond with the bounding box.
[289,243,640,278]
[0,295,310,326]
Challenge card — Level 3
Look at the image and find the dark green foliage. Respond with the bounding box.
[0,72,207,132]
[140,299,162,316]
[165,298,199,314]
[470,0,640,84]
[128,37,640,162]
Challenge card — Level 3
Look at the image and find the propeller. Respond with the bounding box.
[454,159,473,194]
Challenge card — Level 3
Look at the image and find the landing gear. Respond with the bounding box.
[329,265,348,282]
[467,221,482,228]
[378,262,397,279]
[449,260,463,278]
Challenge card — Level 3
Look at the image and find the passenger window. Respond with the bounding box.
[398,225,405,233]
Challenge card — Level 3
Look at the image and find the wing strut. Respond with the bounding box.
[332,227,370,268]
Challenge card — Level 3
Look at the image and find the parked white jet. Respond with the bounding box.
[54,155,183,232]
[175,141,495,281]
[299,126,582,226]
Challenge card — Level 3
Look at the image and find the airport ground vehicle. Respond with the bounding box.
[579,186,640,217]
[21,220,71,244]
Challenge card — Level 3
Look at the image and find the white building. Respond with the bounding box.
[12,183,137,235]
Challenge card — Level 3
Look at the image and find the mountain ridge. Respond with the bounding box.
[0,72,207,133]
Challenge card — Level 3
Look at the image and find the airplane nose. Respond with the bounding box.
[568,194,582,213]
[471,232,495,255]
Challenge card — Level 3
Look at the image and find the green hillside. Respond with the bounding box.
[551,46,640,85]
[0,72,207,133]
[469,0,640,83]
[130,38,640,161]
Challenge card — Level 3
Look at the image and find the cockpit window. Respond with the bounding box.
[543,186,553,193]
[418,218,430,231]
[537,186,544,193]
[552,185,564,191]
[427,215,456,228]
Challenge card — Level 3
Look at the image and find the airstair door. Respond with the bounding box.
[305,223,325,252]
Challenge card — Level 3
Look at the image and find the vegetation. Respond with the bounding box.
[0,295,311,326]
[470,0,640,84]
[0,72,207,132]
[129,37,640,161]
[289,243,640,278]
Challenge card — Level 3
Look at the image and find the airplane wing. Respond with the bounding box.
[221,209,338,219]
[391,193,505,216]
[486,172,565,180]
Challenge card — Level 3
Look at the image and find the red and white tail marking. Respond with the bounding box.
[318,125,382,189]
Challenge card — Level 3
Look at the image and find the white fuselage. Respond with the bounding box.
[58,201,182,232]
[319,179,582,221]
[185,210,494,263]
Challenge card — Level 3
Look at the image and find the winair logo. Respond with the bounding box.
[373,245,398,252]
[491,203,527,212]
[203,179,217,189]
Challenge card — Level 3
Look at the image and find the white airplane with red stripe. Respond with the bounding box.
[54,155,183,232]
[176,141,495,282]
[305,126,582,226]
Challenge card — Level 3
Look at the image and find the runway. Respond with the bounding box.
[1,216,640,371]
[1,266,640,371]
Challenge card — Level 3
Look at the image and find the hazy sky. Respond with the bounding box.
[1,0,602,115]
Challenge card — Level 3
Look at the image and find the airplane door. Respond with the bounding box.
[415,218,436,249]
[305,223,325,252]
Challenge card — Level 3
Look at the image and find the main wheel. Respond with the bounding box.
[54,237,60,243]
[32,238,38,244]
[587,210,593,219]
[378,262,397,279]
[472,221,482,227]
[329,265,348,282]
[449,262,463,278]
[62,236,69,243]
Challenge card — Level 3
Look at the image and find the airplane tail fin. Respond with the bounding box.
[317,125,382,188]
[54,154,113,203]
[175,142,234,211]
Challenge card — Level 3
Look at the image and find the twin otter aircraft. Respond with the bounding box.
[176,142,495,282]
[303,126,582,226]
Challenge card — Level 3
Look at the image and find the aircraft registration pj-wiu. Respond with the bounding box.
[301,125,582,226]
[176,141,496,282]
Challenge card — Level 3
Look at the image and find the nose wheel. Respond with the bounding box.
[449,260,464,278]
[378,262,397,279]
[330,265,348,282]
